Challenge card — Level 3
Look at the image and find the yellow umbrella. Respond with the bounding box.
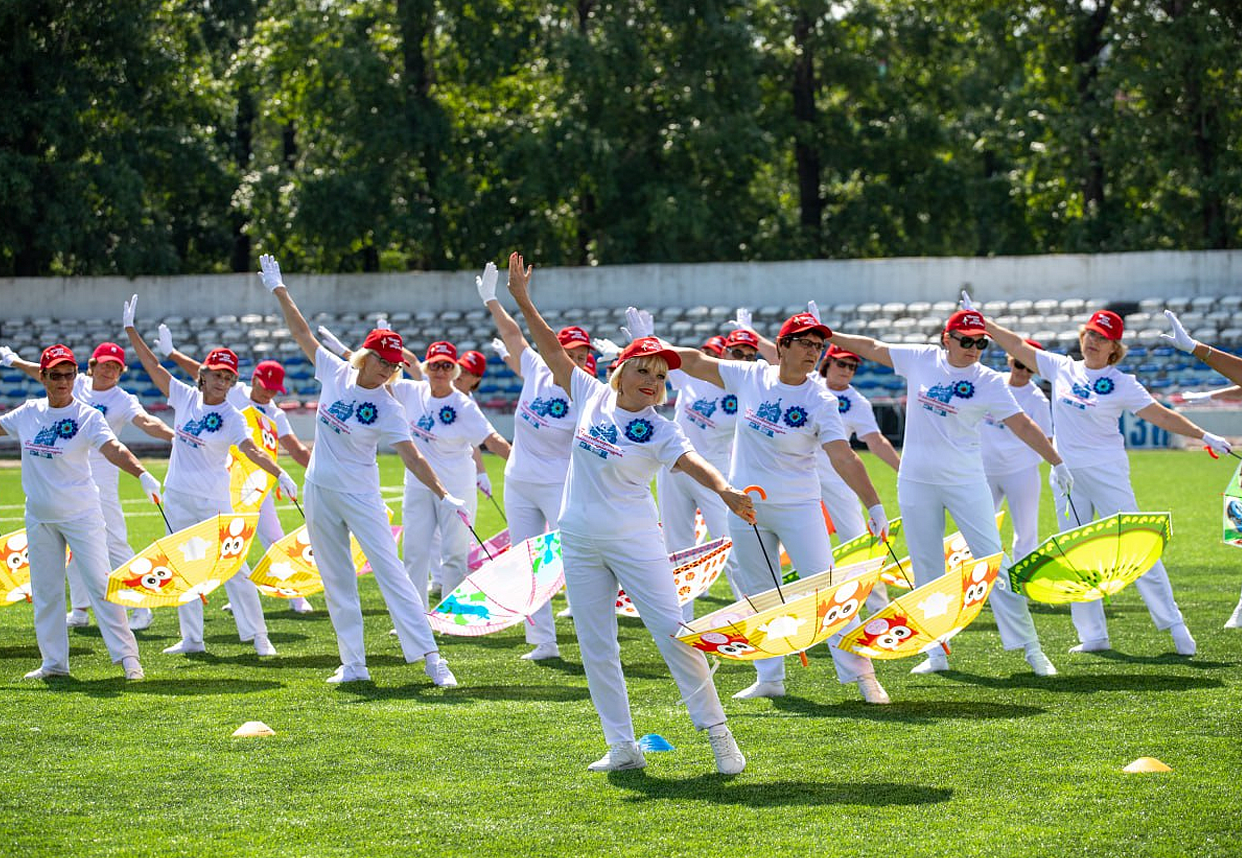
[880,510,1007,589]
[106,513,260,608]
[250,510,395,599]
[0,529,33,605]
[227,406,281,514]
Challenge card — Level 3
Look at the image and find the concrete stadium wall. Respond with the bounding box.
[2,250,1239,321]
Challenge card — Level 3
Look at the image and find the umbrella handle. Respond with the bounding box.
[155,500,173,535]
[740,485,785,602]
[883,540,915,590]
[292,497,305,520]
[465,519,494,563]
[488,493,508,525]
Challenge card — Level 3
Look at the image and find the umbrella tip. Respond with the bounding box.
[1122,756,1171,773]
[231,720,276,738]
[638,733,675,752]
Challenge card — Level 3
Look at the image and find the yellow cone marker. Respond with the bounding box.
[1122,757,1171,773]
[231,721,275,738]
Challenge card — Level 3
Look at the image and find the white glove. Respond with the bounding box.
[440,493,471,527]
[592,337,622,361]
[621,307,654,342]
[476,261,499,304]
[138,472,162,506]
[1203,432,1233,457]
[866,503,889,542]
[0,345,16,367]
[476,471,492,498]
[1181,390,1214,402]
[1050,462,1074,495]
[276,470,299,501]
[960,289,976,311]
[123,294,138,329]
[725,307,754,332]
[807,300,821,323]
[489,337,509,360]
[317,325,348,357]
[155,324,175,357]
[376,316,390,331]
[258,253,284,292]
[1161,309,1199,354]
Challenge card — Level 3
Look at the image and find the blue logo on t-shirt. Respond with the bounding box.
[690,398,717,419]
[721,394,738,415]
[624,419,654,443]
[952,380,975,399]
[91,403,108,417]
[782,405,808,428]
[529,396,569,419]
[32,418,79,448]
[925,384,956,405]
[416,414,435,433]
[356,402,378,424]
[182,412,224,437]
[756,399,782,423]
[326,400,355,422]
[438,406,457,425]
[589,423,618,444]
[838,396,852,414]
[1092,377,1115,395]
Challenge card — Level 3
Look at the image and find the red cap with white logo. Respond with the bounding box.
[557,326,592,350]
[616,336,682,370]
[362,329,405,363]
[1084,310,1123,341]
[778,313,832,340]
[825,344,861,363]
[253,360,287,393]
[203,347,240,374]
[92,342,126,367]
[40,344,76,371]
[723,329,760,350]
[457,350,487,377]
[702,335,726,356]
[584,353,598,375]
[944,310,987,336]
[425,341,458,363]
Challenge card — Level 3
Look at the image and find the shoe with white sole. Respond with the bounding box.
[65,609,90,628]
[1068,639,1110,654]
[520,643,560,661]
[122,656,145,681]
[162,639,206,655]
[910,653,949,674]
[289,596,313,614]
[856,675,890,704]
[1025,648,1058,676]
[707,725,746,775]
[732,680,785,700]
[425,654,458,687]
[253,634,278,657]
[127,608,154,631]
[1226,601,1242,629]
[556,606,573,619]
[221,602,233,614]
[24,665,70,680]
[1170,623,1196,656]
[326,664,371,684]
[587,742,646,772]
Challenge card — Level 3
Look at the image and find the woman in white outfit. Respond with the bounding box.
[480,261,595,659]
[506,251,750,775]
[828,309,1067,676]
[125,299,295,658]
[672,311,893,703]
[980,340,1053,564]
[980,303,1232,656]
[1,341,173,632]
[0,344,162,680]
[258,255,468,685]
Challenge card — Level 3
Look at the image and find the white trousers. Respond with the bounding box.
[504,475,565,646]
[256,493,285,550]
[403,474,477,611]
[656,465,740,622]
[164,488,268,645]
[562,527,727,745]
[819,472,890,613]
[1051,465,1185,644]
[67,471,132,608]
[897,478,1041,651]
[305,481,438,670]
[987,466,1043,561]
[27,509,138,672]
[727,499,875,684]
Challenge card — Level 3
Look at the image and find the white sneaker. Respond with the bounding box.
[253,634,278,657]
[388,627,399,637]
[587,742,646,772]
[1068,639,1110,654]
[127,608,154,631]
[707,725,746,775]
[162,639,206,655]
[326,665,371,684]
[65,609,90,628]
[425,655,458,687]
[520,643,560,661]
[856,675,890,704]
[221,602,233,614]
[557,606,574,619]
[1170,623,1197,656]
[910,653,949,674]
[24,665,69,680]
[732,680,785,700]
[1226,601,1242,629]
[1025,648,1058,676]
[122,656,145,681]
[289,596,313,614]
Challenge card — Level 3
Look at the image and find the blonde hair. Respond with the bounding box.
[421,359,462,381]
[609,355,669,405]
[1078,326,1127,365]
[197,365,238,390]
[351,348,405,382]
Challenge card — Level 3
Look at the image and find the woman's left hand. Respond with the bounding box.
[720,486,756,525]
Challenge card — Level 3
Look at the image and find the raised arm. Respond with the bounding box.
[669,346,726,388]
[475,261,531,362]
[1163,310,1242,389]
[0,348,41,381]
[122,295,173,398]
[259,255,320,363]
[824,332,893,368]
[505,252,577,395]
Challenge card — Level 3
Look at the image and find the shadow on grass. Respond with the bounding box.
[1089,650,1237,669]
[762,697,1045,724]
[6,676,283,698]
[203,632,310,646]
[0,645,96,661]
[335,682,590,704]
[946,670,1225,693]
[608,772,953,807]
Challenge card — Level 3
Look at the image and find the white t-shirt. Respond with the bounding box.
[505,347,578,484]
[558,369,693,540]
[390,379,491,490]
[718,360,847,504]
[890,345,1021,486]
[816,382,881,490]
[306,347,411,494]
[668,368,738,469]
[73,375,146,481]
[165,378,250,501]
[981,381,1052,476]
[228,384,293,439]
[1035,350,1156,471]
[0,398,115,522]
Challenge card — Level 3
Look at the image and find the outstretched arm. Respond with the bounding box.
[477,261,531,362]
[672,451,756,524]
[259,255,320,363]
[505,252,577,395]
[824,332,893,368]
[1,349,41,381]
[123,295,173,398]
[669,347,726,388]
[1136,402,1232,455]
[132,412,174,442]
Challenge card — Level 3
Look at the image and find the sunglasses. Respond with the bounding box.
[949,333,989,350]
[45,370,77,381]
[829,359,859,371]
[1011,360,1032,372]
[427,361,456,372]
[728,348,758,361]
[787,337,826,351]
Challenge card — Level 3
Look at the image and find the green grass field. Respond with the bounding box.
[1,451,1239,857]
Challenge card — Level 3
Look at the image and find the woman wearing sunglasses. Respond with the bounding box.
[969,296,1231,656]
[827,309,1067,676]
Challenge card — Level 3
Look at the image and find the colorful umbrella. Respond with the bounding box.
[427,530,564,636]
[468,528,512,571]
[675,558,884,660]
[838,551,1004,660]
[226,406,281,514]
[880,510,1007,590]
[827,517,905,570]
[615,537,732,617]
[1009,512,1173,604]
[0,529,33,605]
[251,515,397,598]
[106,513,260,608]
[1223,460,1242,549]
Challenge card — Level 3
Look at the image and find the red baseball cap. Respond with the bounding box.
[253,360,287,394]
[203,347,240,374]
[557,326,592,350]
[702,335,726,356]
[457,350,487,377]
[1023,338,1044,351]
[40,344,76,371]
[778,313,832,340]
[1084,310,1123,341]
[616,336,681,370]
[425,341,458,363]
[825,344,861,363]
[724,329,760,350]
[944,310,987,336]
[584,353,598,375]
[362,329,405,364]
[91,342,126,367]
